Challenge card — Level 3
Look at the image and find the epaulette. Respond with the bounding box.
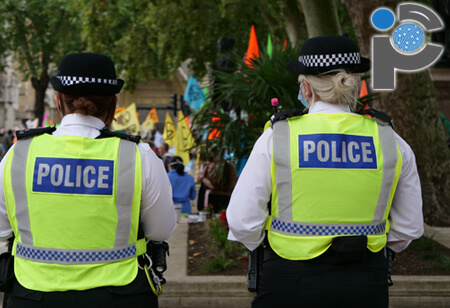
[270,109,306,128]
[96,128,141,144]
[16,126,56,140]
[358,108,394,129]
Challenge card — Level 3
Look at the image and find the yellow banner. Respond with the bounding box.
[112,103,140,135]
[141,118,154,131]
[163,112,176,148]
[175,110,195,166]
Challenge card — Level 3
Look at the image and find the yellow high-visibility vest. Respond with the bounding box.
[265,113,402,260]
[3,133,145,291]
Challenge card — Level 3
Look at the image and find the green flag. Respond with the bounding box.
[267,34,273,59]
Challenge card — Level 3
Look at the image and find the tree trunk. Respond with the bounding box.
[31,74,49,125]
[279,0,308,46]
[299,0,342,36]
[343,0,450,226]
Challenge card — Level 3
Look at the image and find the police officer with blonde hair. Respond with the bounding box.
[226,35,423,308]
[0,53,177,307]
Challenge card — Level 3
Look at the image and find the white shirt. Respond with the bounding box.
[0,114,177,241]
[227,101,424,253]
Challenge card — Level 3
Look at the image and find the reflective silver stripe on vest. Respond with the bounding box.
[373,124,398,221]
[114,140,136,248]
[273,120,292,221]
[11,136,137,261]
[271,217,386,236]
[16,242,136,265]
[11,139,34,245]
[272,119,397,235]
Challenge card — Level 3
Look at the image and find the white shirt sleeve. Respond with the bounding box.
[387,134,424,252]
[138,143,177,241]
[226,129,272,251]
[0,147,13,241]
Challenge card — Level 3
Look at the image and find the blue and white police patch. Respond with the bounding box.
[298,134,377,169]
[33,157,114,195]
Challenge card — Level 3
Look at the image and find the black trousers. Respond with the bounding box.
[252,249,388,308]
[6,269,158,308]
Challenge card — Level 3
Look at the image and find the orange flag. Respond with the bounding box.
[245,25,259,68]
[359,79,369,98]
[208,116,222,140]
[283,39,288,52]
[146,108,159,123]
[358,79,371,113]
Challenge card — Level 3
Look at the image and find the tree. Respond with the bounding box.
[0,0,83,124]
[299,0,342,36]
[342,0,450,226]
[73,0,309,89]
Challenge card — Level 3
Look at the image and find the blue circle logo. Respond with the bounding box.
[371,8,395,30]
[392,23,424,52]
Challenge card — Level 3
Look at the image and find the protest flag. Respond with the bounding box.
[184,76,205,110]
[141,118,154,131]
[42,113,54,127]
[358,79,371,112]
[112,103,140,135]
[163,112,176,148]
[146,108,159,123]
[207,115,222,140]
[175,110,195,166]
[283,39,288,51]
[115,106,126,115]
[267,34,273,59]
[244,25,259,68]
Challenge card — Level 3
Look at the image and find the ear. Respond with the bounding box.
[303,81,312,98]
[55,93,61,112]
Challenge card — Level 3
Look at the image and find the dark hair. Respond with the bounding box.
[60,93,116,124]
[160,143,169,152]
[169,156,185,176]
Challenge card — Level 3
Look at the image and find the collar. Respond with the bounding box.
[59,114,105,130]
[308,101,352,114]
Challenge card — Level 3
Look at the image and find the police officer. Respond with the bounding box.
[226,35,423,308]
[0,53,177,307]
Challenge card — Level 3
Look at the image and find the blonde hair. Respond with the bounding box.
[299,70,360,110]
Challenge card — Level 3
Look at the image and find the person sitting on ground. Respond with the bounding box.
[168,156,197,215]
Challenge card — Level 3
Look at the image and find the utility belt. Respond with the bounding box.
[248,235,396,292]
[264,235,372,265]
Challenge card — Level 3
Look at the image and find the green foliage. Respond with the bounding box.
[74,0,278,89]
[0,0,83,79]
[203,215,247,273]
[192,43,301,169]
[204,255,235,273]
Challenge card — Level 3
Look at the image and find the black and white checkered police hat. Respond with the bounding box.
[51,53,124,95]
[287,35,371,75]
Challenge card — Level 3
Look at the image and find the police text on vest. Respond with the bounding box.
[33,158,114,195]
[298,134,377,169]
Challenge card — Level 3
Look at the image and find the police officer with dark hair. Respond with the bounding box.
[0,53,177,307]
[226,35,423,308]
